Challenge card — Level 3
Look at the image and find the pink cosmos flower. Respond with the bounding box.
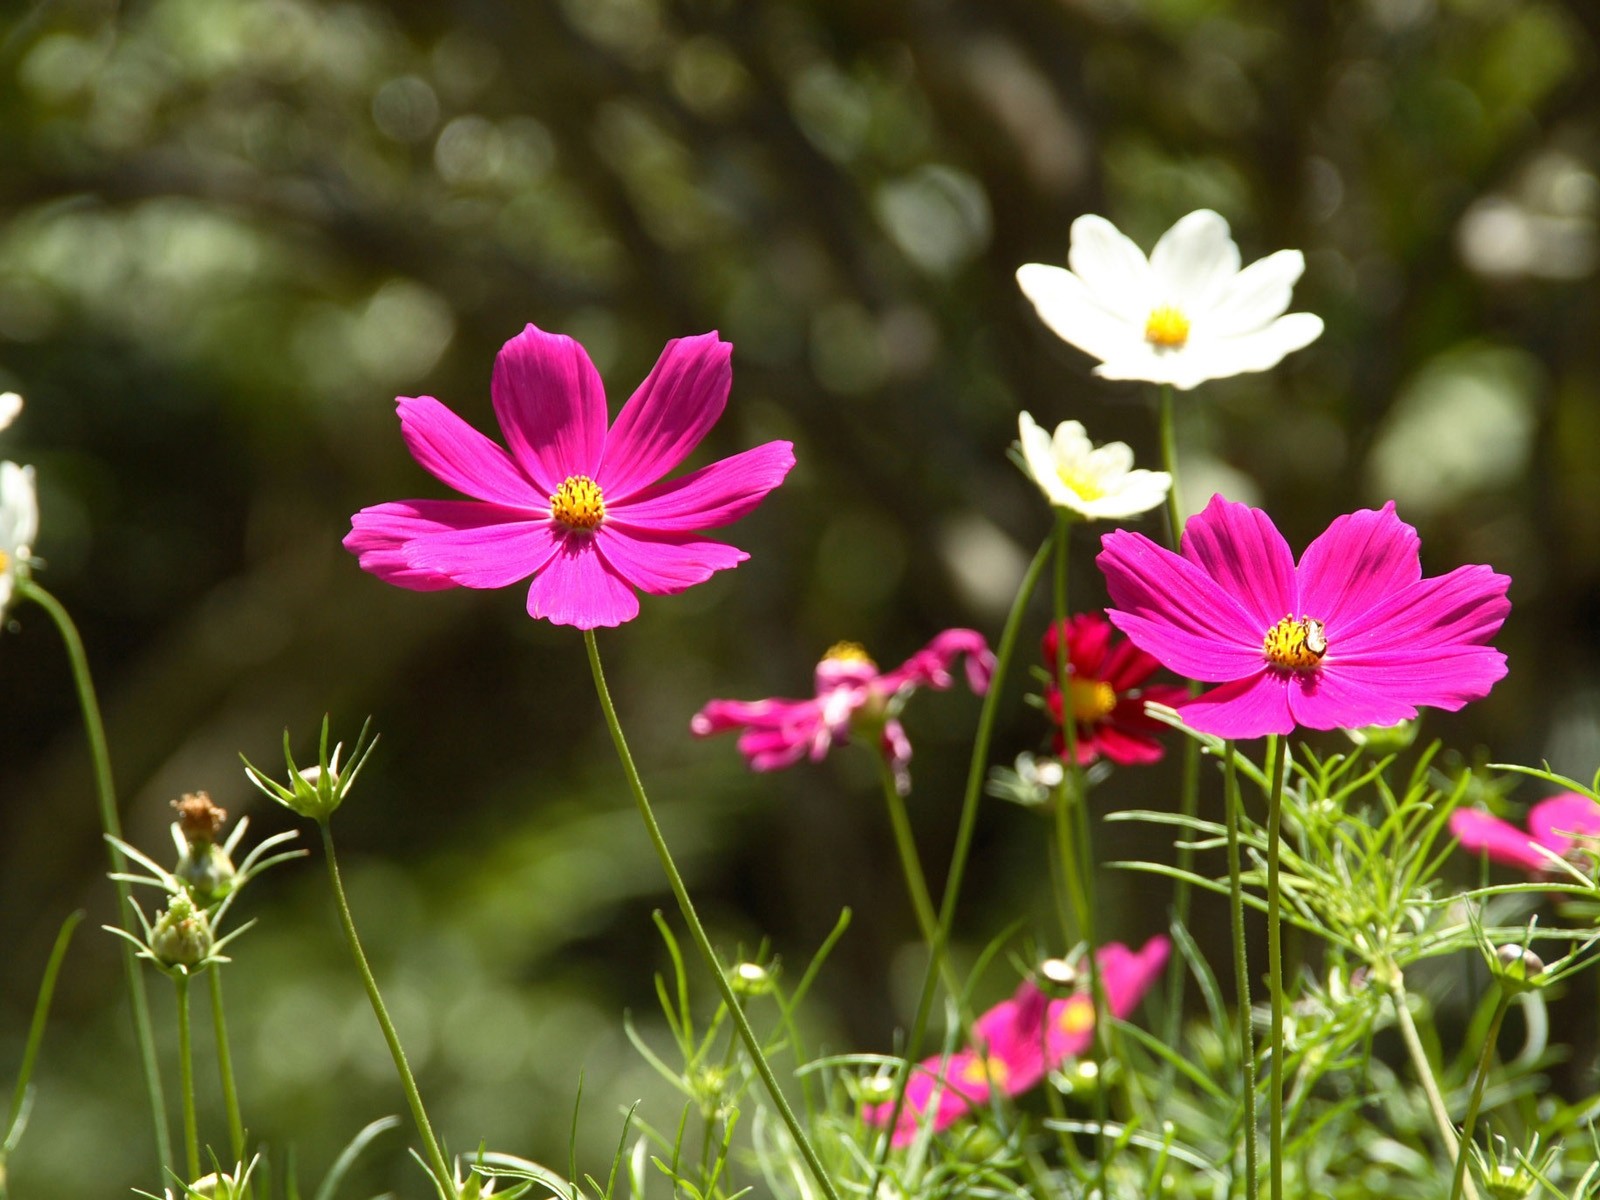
[691,631,995,795]
[344,324,795,629]
[1096,495,1511,740]
[864,936,1170,1146]
[1450,793,1600,875]
[1042,613,1188,766]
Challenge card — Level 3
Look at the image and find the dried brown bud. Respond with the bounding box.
[172,791,228,846]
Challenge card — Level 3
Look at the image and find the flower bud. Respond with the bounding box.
[1037,957,1079,996]
[1494,943,1544,984]
[243,717,376,822]
[172,792,227,846]
[176,842,237,905]
[151,893,214,968]
[729,961,772,997]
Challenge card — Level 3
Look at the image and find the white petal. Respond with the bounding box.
[1048,420,1092,466]
[1080,470,1172,519]
[1149,210,1240,311]
[1018,412,1071,505]
[0,394,20,432]
[0,461,38,553]
[1198,249,1306,337]
[1065,216,1152,321]
[1085,441,1135,478]
[1016,263,1140,363]
[1204,312,1324,374]
[1093,346,1195,389]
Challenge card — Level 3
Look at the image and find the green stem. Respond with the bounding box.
[1223,742,1257,1199]
[319,822,455,1199]
[1263,735,1285,1200]
[1448,992,1510,1200]
[1389,974,1481,1200]
[1155,385,1200,1068]
[584,631,841,1200]
[868,534,1052,1180]
[209,968,246,1167]
[1049,512,1111,1183]
[875,756,965,1005]
[175,975,199,1184]
[16,581,173,1178]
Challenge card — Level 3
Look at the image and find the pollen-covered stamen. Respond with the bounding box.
[1057,466,1106,502]
[1069,678,1118,722]
[1263,615,1328,670]
[822,640,877,671]
[550,474,605,531]
[960,1054,1010,1087]
[1144,305,1191,349]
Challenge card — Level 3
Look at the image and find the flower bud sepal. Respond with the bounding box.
[242,716,378,824]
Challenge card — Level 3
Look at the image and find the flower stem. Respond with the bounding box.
[1448,991,1511,1200]
[1263,735,1285,1200]
[1388,973,1481,1200]
[1223,741,1258,1199]
[15,580,173,1179]
[584,631,842,1200]
[209,968,246,1167]
[875,756,964,1004]
[319,821,455,1199]
[1154,385,1199,1068]
[1049,512,1111,1182]
[868,534,1052,1181]
[175,974,199,1185]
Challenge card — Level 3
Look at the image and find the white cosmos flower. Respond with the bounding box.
[1016,210,1323,390]
[1017,412,1170,519]
[0,460,38,613]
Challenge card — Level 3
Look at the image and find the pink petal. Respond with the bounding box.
[1450,809,1551,873]
[491,324,608,494]
[691,697,809,737]
[878,629,996,695]
[1091,721,1165,765]
[1178,671,1295,738]
[594,525,747,595]
[1284,664,1421,731]
[1100,528,1268,680]
[1294,502,1420,626]
[346,499,535,591]
[596,333,733,499]
[397,395,542,506]
[525,537,640,628]
[1528,793,1600,851]
[1320,647,1508,715]
[1100,633,1162,692]
[402,513,562,589]
[607,440,795,533]
[1332,564,1511,657]
[1179,495,1296,629]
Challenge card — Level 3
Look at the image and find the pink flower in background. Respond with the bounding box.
[345,324,795,629]
[691,631,995,794]
[1451,793,1600,875]
[1042,613,1187,765]
[864,936,1170,1146]
[1096,495,1511,740]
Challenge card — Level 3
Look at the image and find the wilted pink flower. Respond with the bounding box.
[1451,793,1600,875]
[1042,613,1187,766]
[1096,495,1511,740]
[691,631,995,795]
[864,936,1170,1146]
[345,324,794,629]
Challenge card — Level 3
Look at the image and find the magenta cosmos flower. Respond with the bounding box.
[1042,613,1188,766]
[344,324,795,629]
[864,936,1169,1146]
[691,631,994,795]
[1451,793,1600,875]
[1096,495,1511,740]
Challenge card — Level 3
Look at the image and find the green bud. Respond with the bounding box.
[176,843,237,904]
[151,894,213,968]
[729,961,772,996]
[1037,957,1079,997]
[1493,943,1545,992]
[1345,718,1418,752]
[243,717,376,823]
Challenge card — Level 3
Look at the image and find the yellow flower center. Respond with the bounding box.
[1263,615,1328,670]
[823,641,877,670]
[0,549,9,572]
[1058,996,1094,1036]
[1069,678,1118,722]
[960,1054,1009,1087]
[550,474,605,531]
[1056,466,1106,502]
[1144,305,1191,349]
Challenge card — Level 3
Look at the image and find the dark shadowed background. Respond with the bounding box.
[1,0,1598,1194]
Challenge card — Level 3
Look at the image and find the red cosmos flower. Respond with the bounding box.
[1042,613,1188,765]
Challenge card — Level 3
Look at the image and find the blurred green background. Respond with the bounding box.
[1,0,1598,1194]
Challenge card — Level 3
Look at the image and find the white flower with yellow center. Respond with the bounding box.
[1015,210,1323,390]
[0,459,38,613]
[1016,412,1171,520]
